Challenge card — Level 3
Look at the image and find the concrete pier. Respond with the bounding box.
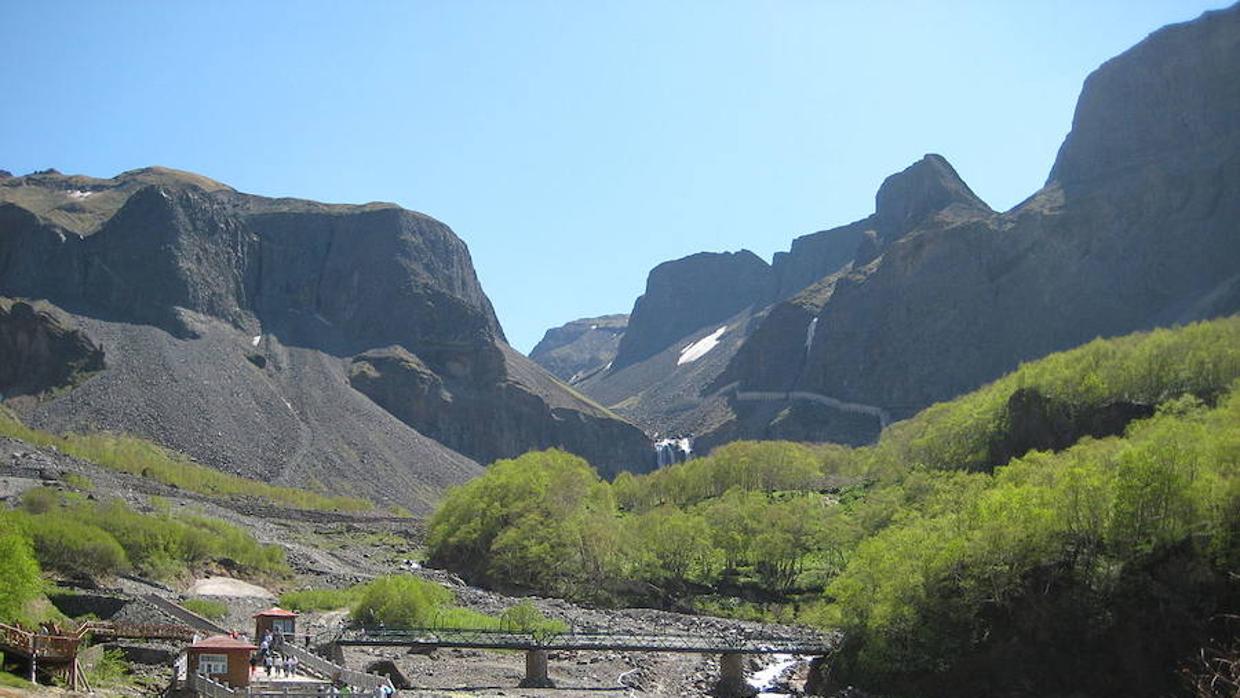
[713,652,756,697]
[518,649,554,688]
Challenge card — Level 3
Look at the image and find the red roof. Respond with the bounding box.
[252,607,298,618]
[191,635,257,651]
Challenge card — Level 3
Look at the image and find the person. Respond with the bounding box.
[289,654,299,677]
[284,654,294,677]
[264,652,274,676]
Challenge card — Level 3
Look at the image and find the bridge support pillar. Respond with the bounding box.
[713,653,756,697]
[518,649,554,688]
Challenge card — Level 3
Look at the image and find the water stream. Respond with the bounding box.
[749,654,803,696]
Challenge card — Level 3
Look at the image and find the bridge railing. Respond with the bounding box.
[335,626,835,654]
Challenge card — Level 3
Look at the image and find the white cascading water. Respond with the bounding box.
[653,435,693,467]
[749,654,803,696]
[804,317,818,356]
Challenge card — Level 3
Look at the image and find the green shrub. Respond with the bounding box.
[350,575,453,629]
[281,587,359,612]
[26,515,131,578]
[87,648,131,687]
[498,601,567,634]
[181,598,228,621]
[21,486,60,514]
[7,492,287,581]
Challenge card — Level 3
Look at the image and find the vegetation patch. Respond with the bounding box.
[284,576,565,635]
[425,317,1240,696]
[0,409,374,512]
[4,487,287,583]
[181,598,229,621]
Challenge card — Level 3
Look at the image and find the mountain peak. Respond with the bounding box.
[873,154,990,242]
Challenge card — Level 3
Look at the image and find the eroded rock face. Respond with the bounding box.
[987,388,1155,469]
[772,220,868,300]
[350,345,653,476]
[613,251,775,370]
[529,314,627,383]
[0,299,104,397]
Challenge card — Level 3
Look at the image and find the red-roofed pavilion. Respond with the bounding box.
[188,635,256,688]
[252,607,298,643]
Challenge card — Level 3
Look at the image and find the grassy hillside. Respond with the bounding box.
[0,487,288,626]
[426,316,1240,697]
[0,408,374,512]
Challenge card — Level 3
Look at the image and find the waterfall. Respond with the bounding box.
[804,317,818,356]
[653,435,694,467]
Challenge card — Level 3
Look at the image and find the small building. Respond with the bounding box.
[187,635,256,688]
[253,607,298,643]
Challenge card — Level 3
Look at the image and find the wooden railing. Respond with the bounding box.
[0,622,80,660]
[0,619,196,662]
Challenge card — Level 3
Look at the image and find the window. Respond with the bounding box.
[198,653,228,676]
[273,619,294,635]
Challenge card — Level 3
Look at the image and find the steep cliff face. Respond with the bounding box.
[0,299,104,398]
[612,250,775,370]
[529,314,627,383]
[772,221,868,300]
[795,4,1240,415]
[0,169,651,505]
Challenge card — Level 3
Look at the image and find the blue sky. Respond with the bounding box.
[1,1,1229,352]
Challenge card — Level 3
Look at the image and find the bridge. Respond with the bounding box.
[331,626,837,695]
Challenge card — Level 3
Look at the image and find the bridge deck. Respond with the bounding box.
[336,628,834,655]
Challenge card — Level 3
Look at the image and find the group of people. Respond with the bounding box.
[325,682,395,697]
[242,627,395,695]
[252,628,300,677]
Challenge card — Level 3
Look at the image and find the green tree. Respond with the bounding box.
[351,575,452,628]
[0,517,41,622]
[630,507,715,588]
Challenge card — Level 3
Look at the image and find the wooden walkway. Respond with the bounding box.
[0,619,195,690]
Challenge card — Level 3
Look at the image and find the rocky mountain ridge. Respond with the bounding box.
[0,169,652,508]
[537,4,1240,453]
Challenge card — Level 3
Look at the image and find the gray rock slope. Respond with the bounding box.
[0,170,652,508]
